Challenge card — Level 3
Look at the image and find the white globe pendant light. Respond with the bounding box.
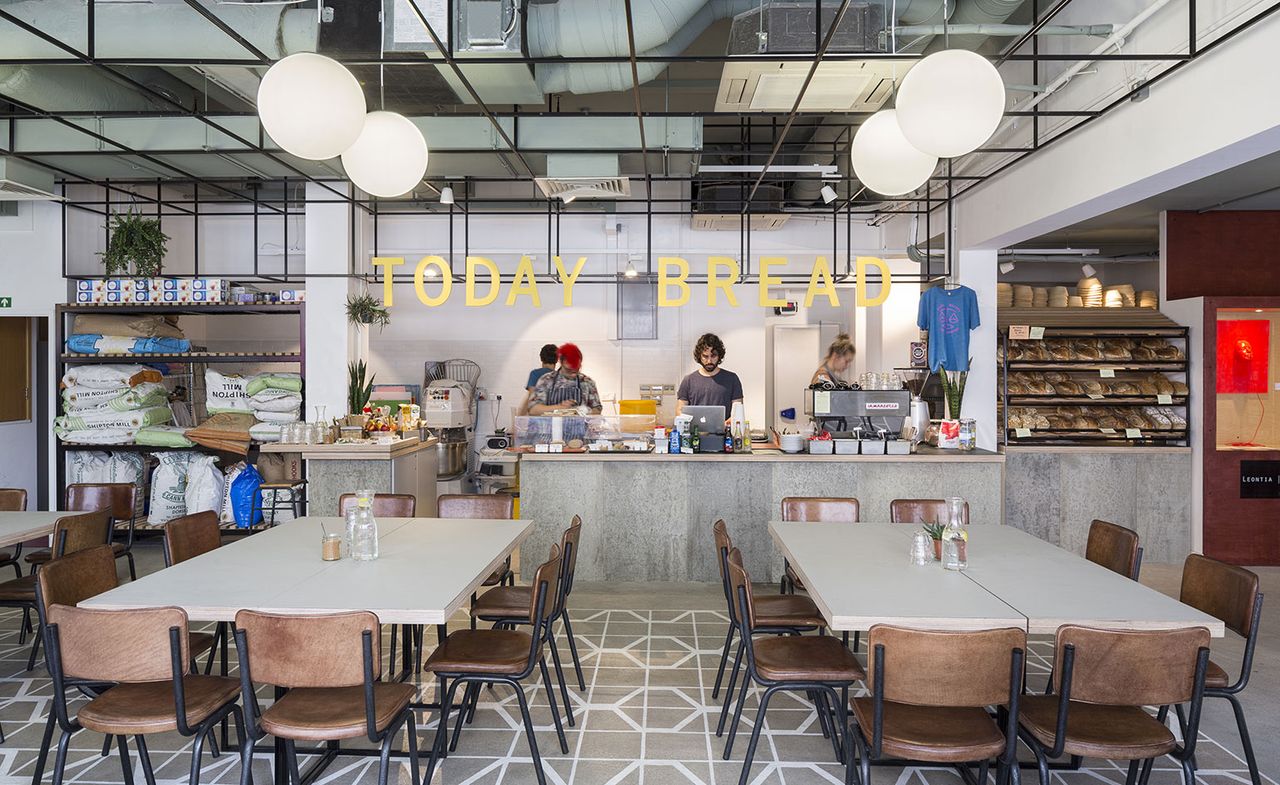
[257,52,366,161]
[341,111,429,198]
[895,49,1006,158]
[850,110,938,197]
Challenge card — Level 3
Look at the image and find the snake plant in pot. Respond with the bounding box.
[348,360,375,416]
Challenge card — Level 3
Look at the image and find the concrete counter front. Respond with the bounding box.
[261,437,439,517]
[517,449,1004,583]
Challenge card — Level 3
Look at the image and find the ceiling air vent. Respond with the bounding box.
[534,176,632,201]
[0,158,59,201]
[691,183,789,231]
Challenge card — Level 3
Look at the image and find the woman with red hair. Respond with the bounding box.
[528,342,603,414]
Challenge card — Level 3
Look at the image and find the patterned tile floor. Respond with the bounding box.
[0,548,1270,785]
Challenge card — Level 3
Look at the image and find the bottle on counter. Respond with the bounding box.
[732,423,744,453]
[690,424,701,453]
[743,421,753,453]
[669,425,681,455]
[724,430,734,453]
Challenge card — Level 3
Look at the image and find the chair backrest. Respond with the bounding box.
[437,493,513,519]
[889,499,968,525]
[65,483,136,521]
[781,497,860,523]
[52,511,112,557]
[338,493,417,518]
[235,609,380,689]
[36,545,118,620]
[46,604,189,682]
[164,511,223,566]
[1180,554,1261,639]
[1085,520,1141,580]
[557,516,583,603]
[712,519,733,582]
[867,625,1024,707]
[527,544,562,624]
[725,547,756,629]
[1053,625,1210,706]
[0,488,28,511]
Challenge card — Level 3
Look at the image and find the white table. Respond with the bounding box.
[82,516,533,625]
[0,512,64,547]
[769,522,1224,637]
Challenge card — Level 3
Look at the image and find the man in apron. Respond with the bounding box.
[528,343,603,415]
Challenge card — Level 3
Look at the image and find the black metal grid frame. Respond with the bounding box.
[2,0,1273,285]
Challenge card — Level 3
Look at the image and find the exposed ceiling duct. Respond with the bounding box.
[0,158,58,200]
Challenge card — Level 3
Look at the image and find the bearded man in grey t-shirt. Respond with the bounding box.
[676,333,744,416]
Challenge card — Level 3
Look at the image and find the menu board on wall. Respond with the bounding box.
[1216,319,1270,394]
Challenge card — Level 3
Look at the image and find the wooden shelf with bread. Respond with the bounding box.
[54,302,306,535]
[996,313,1190,448]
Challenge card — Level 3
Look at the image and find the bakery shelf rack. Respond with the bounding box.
[997,316,1190,448]
[55,302,306,535]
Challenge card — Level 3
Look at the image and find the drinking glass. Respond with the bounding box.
[909,532,933,566]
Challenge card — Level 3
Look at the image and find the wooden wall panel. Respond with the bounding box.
[1166,211,1280,300]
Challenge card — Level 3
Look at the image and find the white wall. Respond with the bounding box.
[0,200,68,506]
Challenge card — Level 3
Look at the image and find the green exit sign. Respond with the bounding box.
[0,297,11,308]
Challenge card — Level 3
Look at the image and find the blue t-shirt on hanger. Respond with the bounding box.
[917,285,981,372]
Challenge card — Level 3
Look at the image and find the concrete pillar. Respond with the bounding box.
[303,182,356,417]
[956,248,998,452]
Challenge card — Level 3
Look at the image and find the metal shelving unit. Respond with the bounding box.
[999,323,1191,448]
[55,302,306,533]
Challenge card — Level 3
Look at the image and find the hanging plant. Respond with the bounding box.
[99,211,169,277]
[346,293,391,329]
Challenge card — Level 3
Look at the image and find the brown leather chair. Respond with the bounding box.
[337,493,417,518]
[1179,554,1264,785]
[722,547,865,779]
[439,494,516,586]
[164,511,230,676]
[26,545,222,784]
[1018,625,1212,785]
[710,519,827,735]
[1085,519,1143,580]
[779,497,860,594]
[848,626,1025,785]
[164,511,224,566]
[889,498,969,525]
[0,488,29,578]
[426,546,567,785]
[234,609,421,785]
[29,484,139,580]
[473,516,586,725]
[43,604,245,785]
[0,510,110,666]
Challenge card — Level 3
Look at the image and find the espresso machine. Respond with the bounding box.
[803,388,912,440]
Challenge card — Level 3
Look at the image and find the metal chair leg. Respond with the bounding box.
[546,626,575,726]
[134,735,158,785]
[449,683,478,752]
[125,552,137,582]
[722,666,751,759]
[282,739,302,785]
[559,615,587,691]
[30,711,56,785]
[376,732,393,785]
[716,639,745,737]
[406,713,422,785]
[512,681,548,785]
[736,686,777,785]
[539,657,569,753]
[425,679,462,783]
[1223,693,1262,785]
[116,736,136,785]
[50,729,72,785]
[711,625,735,700]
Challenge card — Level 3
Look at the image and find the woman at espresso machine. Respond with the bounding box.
[809,333,857,388]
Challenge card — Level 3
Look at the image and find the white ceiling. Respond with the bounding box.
[1016,148,1280,254]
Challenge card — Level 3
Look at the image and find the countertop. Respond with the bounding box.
[1002,445,1191,455]
[518,446,1004,463]
[260,435,437,460]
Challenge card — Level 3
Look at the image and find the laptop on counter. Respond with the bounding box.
[685,405,726,452]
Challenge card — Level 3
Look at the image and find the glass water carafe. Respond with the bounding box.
[347,488,380,561]
[941,496,968,571]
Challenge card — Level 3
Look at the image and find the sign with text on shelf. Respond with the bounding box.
[370,255,895,308]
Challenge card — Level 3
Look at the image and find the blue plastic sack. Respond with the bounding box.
[229,463,263,529]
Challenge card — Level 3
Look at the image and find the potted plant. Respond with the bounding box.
[346,293,390,330]
[922,522,946,560]
[99,211,169,277]
[348,360,375,417]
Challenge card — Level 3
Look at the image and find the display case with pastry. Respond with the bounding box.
[1000,322,1189,445]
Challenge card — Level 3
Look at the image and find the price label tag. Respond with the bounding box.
[1009,325,1030,340]
[1099,368,1116,378]
[1029,326,1046,340]
[1157,393,1173,404]
[1100,428,1117,434]
[1087,393,1104,400]
[1125,428,1143,439]
[1014,428,1032,438]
